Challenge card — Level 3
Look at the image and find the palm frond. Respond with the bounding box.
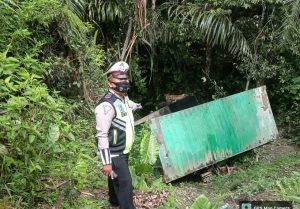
[88,0,125,23]
[167,3,251,57]
[282,0,300,52]
[0,0,18,11]
[61,0,87,19]
[58,7,90,51]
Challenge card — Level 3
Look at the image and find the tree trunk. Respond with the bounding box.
[79,57,92,104]
[254,2,267,87]
[205,44,212,76]
[256,78,265,87]
[245,77,250,90]
[152,0,156,10]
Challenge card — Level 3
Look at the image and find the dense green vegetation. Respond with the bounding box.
[211,152,300,200]
[174,148,300,208]
[0,0,106,207]
[0,0,299,208]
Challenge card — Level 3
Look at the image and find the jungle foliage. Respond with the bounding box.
[0,0,300,208]
[0,0,106,207]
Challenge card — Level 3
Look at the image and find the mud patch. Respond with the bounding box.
[258,135,300,163]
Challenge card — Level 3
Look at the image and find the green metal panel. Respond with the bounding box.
[150,86,278,182]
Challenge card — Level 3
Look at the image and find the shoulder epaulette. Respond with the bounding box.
[104,92,113,99]
[97,91,117,106]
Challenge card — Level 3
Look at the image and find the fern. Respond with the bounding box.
[147,133,159,165]
[139,123,159,165]
[139,125,151,160]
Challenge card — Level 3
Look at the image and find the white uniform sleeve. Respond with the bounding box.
[95,101,115,165]
[127,99,142,111]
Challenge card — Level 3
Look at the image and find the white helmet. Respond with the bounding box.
[105,61,129,75]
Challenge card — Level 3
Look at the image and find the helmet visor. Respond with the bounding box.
[108,71,129,79]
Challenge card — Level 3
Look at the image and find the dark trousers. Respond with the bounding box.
[108,154,135,209]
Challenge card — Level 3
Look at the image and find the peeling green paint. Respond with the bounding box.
[150,86,278,182]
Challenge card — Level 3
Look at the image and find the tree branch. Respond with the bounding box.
[121,19,133,60]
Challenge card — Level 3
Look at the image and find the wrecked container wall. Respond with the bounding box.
[150,86,278,182]
[134,96,199,126]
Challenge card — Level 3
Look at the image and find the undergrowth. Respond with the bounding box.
[207,151,300,207]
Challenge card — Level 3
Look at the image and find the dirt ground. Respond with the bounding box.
[78,188,169,209]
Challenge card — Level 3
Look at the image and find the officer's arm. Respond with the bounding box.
[95,102,115,165]
[127,98,142,111]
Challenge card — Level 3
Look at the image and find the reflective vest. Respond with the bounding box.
[98,91,135,155]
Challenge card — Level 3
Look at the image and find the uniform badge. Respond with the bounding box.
[103,104,112,115]
[117,104,127,116]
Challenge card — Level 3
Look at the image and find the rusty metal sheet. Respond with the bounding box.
[150,86,278,182]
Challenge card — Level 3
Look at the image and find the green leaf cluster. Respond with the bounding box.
[129,123,162,192]
[0,0,106,207]
[190,194,219,209]
[0,51,103,208]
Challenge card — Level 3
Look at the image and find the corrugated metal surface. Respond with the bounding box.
[150,86,278,182]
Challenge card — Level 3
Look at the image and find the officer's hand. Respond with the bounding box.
[136,103,142,109]
[132,103,142,111]
[102,164,112,176]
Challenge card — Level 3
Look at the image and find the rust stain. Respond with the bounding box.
[261,86,270,111]
[153,117,164,145]
[206,151,214,162]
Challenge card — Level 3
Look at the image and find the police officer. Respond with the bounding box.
[95,61,141,209]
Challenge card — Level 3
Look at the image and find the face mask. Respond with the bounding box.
[112,81,130,93]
